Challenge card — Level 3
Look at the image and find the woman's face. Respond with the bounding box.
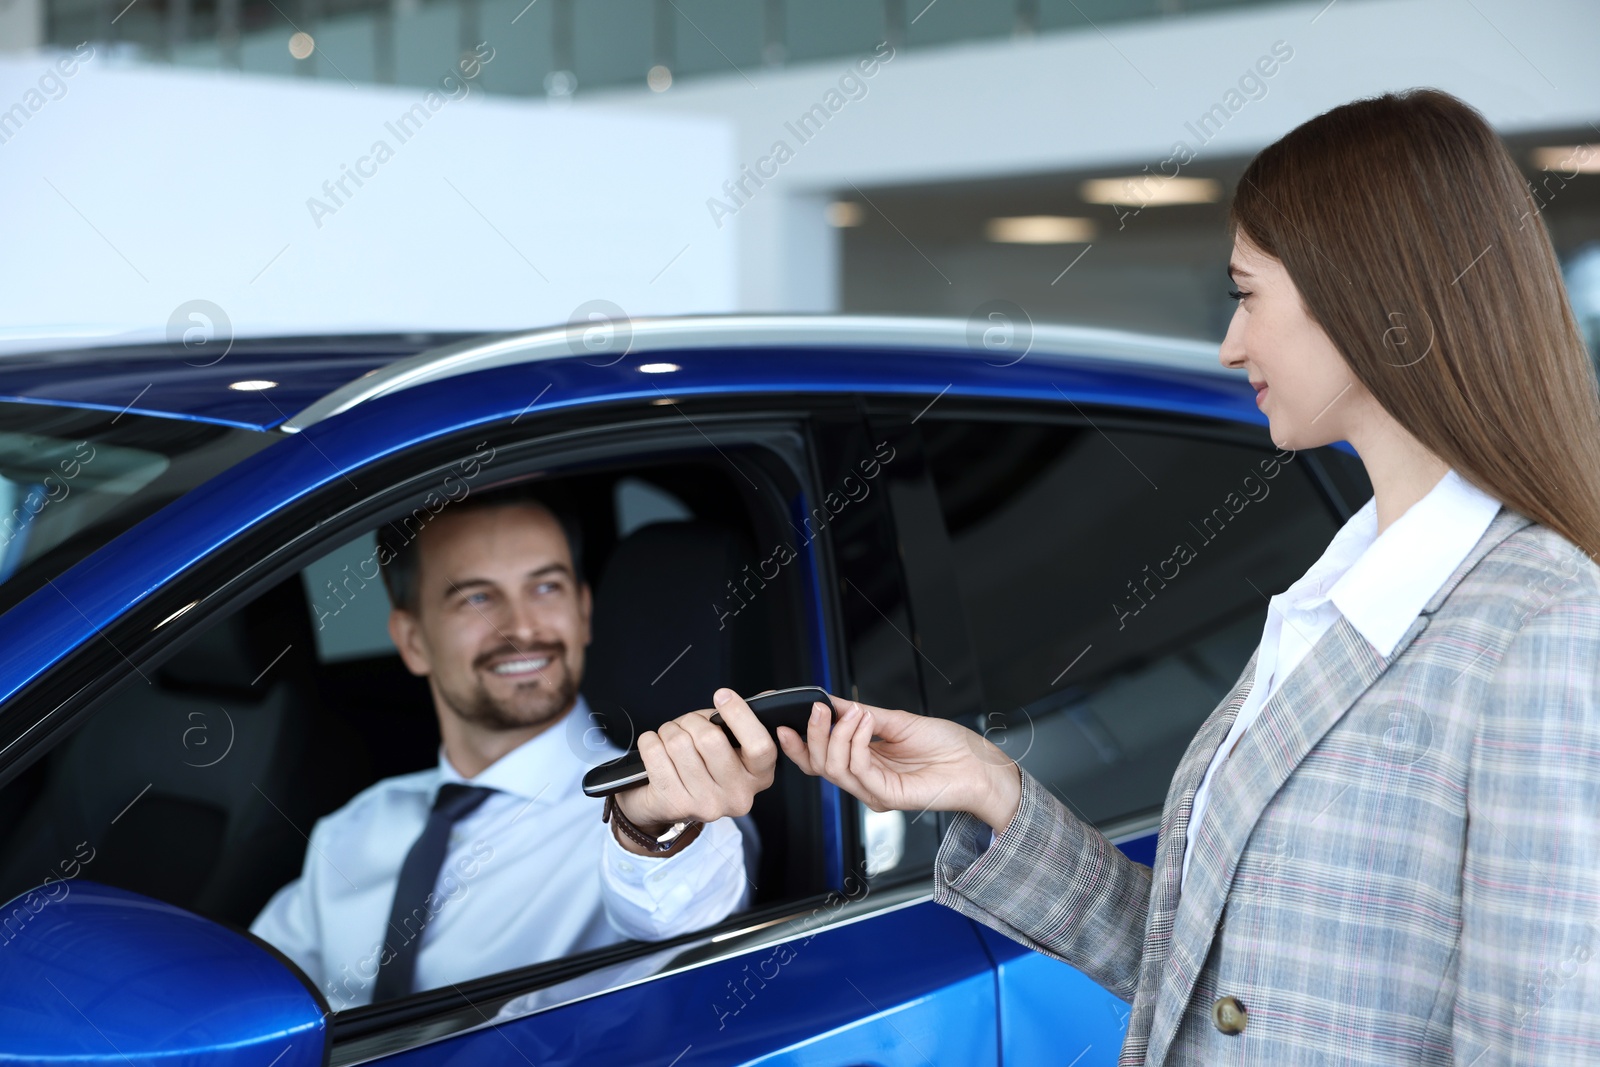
[1219,236,1365,451]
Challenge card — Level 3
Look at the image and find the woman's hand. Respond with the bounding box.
[776,695,1023,834]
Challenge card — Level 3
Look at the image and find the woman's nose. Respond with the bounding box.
[1219,311,1247,369]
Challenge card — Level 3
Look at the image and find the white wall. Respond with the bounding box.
[7,0,1591,331]
[583,0,1600,312]
[0,51,737,348]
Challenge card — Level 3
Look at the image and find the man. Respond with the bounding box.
[251,486,772,1010]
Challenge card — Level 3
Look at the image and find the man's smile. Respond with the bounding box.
[486,655,552,677]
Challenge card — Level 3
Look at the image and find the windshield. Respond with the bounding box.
[0,402,273,617]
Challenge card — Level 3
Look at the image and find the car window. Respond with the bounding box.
[302,531,396,663]
[807,412,930,886]
[0,402,271,617]
[613,476,693,536]
[917,416,1339,829]
[0,444,824,1014]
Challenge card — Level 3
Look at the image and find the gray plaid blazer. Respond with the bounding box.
[935,505,1600,1065]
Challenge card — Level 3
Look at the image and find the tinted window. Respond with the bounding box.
[809,413,933,885]
[919,417,1338,828]
[0,403,270,616]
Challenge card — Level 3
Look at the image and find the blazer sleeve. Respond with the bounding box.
[932,764,1151,1001]
[1457,589,1600,1064]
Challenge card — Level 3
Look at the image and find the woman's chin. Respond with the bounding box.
[1271,430,1306,453]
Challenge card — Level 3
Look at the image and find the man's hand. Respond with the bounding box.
[611,687,778,854]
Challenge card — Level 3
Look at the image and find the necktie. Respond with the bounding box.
[372,782,496,1002]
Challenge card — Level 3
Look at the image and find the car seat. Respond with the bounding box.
[582,519,825,905]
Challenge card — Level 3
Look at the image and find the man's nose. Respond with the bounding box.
[503,597,540,644]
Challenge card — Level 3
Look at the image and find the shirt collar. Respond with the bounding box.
[433,694,624,803]
[1325,467,1502,658]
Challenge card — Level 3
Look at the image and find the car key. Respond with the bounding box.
[581,686,836,798]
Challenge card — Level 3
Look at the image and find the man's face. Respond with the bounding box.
[389,504,591,735]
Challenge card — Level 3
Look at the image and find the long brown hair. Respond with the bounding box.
[1229,88,1600,562]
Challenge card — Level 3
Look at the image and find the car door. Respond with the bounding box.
[0,379,1000,1067]
[866,399,1367,1066]
[338,398,1000,1067]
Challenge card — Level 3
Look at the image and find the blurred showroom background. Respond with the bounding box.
[0,0,1596,355]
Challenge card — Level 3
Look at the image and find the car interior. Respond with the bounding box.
[0,452,824,999]
[913,416,1356,830]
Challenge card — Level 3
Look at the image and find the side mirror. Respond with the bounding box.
[0,880,327,1066]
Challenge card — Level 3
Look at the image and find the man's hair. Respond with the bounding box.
[375,483,584,614]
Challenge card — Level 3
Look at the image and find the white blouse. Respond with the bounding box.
[1180,466,1502,889]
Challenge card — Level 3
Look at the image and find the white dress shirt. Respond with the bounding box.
[1179,467,1502,889]
[250,695,749,1010]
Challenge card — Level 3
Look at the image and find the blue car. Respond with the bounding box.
[0,316,1369,1066]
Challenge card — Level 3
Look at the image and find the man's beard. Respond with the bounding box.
[438,643,580,732]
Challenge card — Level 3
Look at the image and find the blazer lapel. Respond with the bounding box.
[1141,502,1531,1065]
[1143,613,1395,1065]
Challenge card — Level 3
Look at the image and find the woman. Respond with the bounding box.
[773,89,1600,1064]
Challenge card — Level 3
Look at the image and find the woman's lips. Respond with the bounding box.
[1255,384,1269,407]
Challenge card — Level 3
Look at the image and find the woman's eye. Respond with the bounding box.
[1228,288,1249,301]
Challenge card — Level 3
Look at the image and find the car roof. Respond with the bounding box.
[0,333,476,431]
[282,315,1231,431]
[0,317,1231,432]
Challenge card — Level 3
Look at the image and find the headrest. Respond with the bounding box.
[158,578,315,698]
[583,520,771,745]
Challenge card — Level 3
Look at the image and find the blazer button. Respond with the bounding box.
[1212,995,1247,1035]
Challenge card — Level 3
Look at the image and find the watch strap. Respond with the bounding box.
[603,794,705,856]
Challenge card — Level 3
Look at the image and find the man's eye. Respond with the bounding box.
[535,581,561,596]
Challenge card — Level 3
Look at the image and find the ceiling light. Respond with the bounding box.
[638,362,679,374]
[986,215,1095,244]
[1531,145,1600,173]
[228,379,278,391]
[647,65,673,92]
[827,201,867,227]
[1080,175,1221,207]
[288,32,314,59]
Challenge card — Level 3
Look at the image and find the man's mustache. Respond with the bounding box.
[473,643,565,672]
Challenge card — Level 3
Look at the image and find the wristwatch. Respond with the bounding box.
[603,794,705,855]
